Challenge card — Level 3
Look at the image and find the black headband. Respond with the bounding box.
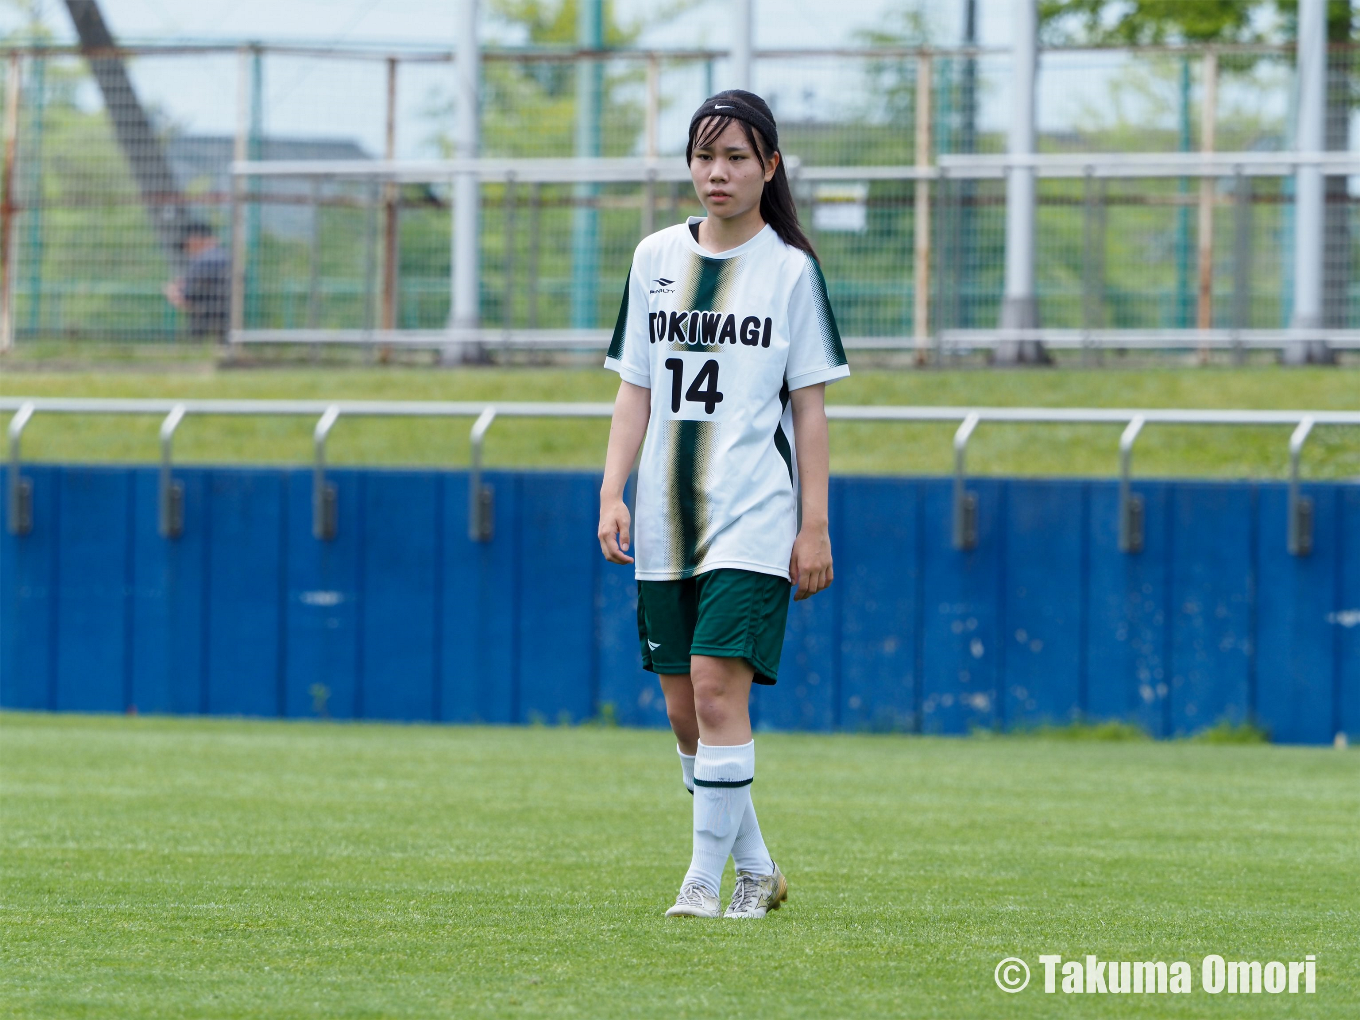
[688,90,779,152]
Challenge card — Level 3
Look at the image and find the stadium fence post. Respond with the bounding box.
[158,405,186,539]
[312,406,340,541]
[1195,48,1217,364]
[731,0,753,91]
[1287,417,1315,557]
[451,0,481,361]
[1231,169,1251,365]
[468,407,497,542]
[642,54,659,239]
[228,47,249,347]
[951,412,979,551]
[527,183,540,328]
[997,0,1041,363]
[362,178,379,335]
[307,177,322,329]
[1081,166,1106,367]
[503,172,515,336]
[912,54,931,364]
[1118,416,1145,554]
[570,0,602,331]
[6,401,33,536]
[381,55,399,333]
[1286,0,1328,364]
[0,52,18,354]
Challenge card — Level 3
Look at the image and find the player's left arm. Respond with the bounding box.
[789,383,832,601]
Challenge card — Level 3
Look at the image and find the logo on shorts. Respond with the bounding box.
[648,640,662,651]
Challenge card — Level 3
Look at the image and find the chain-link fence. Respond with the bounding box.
[0,41,1355,347]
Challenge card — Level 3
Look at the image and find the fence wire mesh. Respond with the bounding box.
[0,42,1355,346]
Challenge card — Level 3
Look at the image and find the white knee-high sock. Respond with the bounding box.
[677,745,695,794]
[683,740,755,896]
[731,795,774,876]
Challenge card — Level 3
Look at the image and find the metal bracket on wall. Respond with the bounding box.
[313,405,340,541]
[468,407,496,542]
[6,401,34,536]
[1118,415,1145,554]
[952,412,979,551]
[158,404,186,539]
[1287,416,1314,557]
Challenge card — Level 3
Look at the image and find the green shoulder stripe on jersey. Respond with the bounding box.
[693,776,754,788]
[607,266,631,362]
[806,257,848,368]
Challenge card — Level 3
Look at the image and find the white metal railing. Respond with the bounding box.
[4,398,1355,556]
[936,151,1360,178]
[231,152,1360,184]
[227,151,1360,355]
[229,327,1360,354]
[937,328,1360,353]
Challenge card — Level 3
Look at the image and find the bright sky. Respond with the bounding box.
[1,0,1023,161]
[7,0,1013,49]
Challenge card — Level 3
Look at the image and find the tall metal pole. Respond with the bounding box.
[912,54,931,361]
[643,53,659,239]
[452,0,480,340]
[246,46,263,329]
[1195,49,1217,362]
[731,0,753,91]
[228,46,248,342]
[958,0,977,328]
[1174,57,1191,328]
[997,0,1041,363]
[570,0,602,330]
[23,44,44,336]
[381,56,398,332]
[0,54,21,354]
[1287,0,1327,364]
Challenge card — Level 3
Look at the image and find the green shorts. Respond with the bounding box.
[636,568,792,686]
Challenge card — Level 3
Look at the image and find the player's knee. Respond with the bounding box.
[690,675,731,729]
[665,700,698,742]
[693,698,730,732]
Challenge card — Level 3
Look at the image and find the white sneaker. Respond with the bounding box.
[724,863,788,919]
[664,881,721,918]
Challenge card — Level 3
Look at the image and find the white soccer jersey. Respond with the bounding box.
[604,218,850,582]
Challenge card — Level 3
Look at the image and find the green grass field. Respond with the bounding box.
[3,713,1357,1019]
[3,364,1358,480]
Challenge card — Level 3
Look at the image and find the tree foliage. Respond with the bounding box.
[1038,0,1356,46]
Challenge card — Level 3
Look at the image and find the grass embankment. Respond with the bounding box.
[1,713,1356,1019]
[2,365,1357,478]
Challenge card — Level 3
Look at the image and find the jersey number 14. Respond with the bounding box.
[664,358,724,415]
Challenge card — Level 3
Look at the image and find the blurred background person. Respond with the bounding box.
[164,221,230,341]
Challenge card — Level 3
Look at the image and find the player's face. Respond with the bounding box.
[689,118,779,222]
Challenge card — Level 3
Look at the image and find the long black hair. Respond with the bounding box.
[685,92,816,260]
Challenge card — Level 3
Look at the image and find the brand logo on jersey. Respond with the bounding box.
[649,277,676,295]
[648,310,773,348]
[648,640,661,651]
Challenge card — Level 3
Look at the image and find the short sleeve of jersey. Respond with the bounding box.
[784,255,850,390]
[603,261,651,388]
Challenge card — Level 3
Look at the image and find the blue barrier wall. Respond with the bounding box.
[2,465,1356,743]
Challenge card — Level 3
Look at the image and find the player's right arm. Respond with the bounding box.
[599,379,650,564]
[599,253,653,565]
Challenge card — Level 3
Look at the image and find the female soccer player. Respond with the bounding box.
[597,90,849,919]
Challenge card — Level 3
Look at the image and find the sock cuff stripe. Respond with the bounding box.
[692,776,753,788]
